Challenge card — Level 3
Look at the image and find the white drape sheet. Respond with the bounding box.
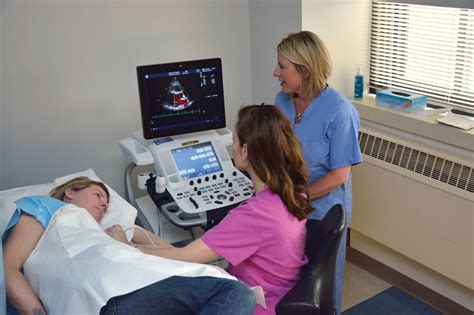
[24,204,235,315]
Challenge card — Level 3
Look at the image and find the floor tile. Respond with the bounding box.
[342,261,391,311]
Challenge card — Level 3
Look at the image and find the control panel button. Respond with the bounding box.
[216,194,227,200]
[189,197,199,209]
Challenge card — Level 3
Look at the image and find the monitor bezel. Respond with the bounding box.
[137,58,226,140]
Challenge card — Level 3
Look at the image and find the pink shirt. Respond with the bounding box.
[202,188,307,315]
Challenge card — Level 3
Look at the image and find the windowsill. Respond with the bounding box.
[351,94,474,158]
[351,94,474,153]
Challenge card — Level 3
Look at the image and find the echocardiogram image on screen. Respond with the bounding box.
[137,58,226,139]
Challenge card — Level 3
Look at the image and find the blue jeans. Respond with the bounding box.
[334,228,347,315]
[100,276,256,315]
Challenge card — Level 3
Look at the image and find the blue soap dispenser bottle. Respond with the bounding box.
[354,67,364,100]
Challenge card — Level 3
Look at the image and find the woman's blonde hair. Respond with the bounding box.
[236,105,313,220]
[50,176,110,202]
[277,31,332,100]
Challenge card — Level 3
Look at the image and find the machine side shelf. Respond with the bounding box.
[119,137,154,165]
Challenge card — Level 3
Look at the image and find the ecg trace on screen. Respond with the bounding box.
[151,108,203,120]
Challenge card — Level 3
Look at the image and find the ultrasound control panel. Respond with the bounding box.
[160,170,253,226]
[172,169,253,211]
[148,130,254,222]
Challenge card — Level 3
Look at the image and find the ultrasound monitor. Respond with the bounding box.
[137,58,226,140]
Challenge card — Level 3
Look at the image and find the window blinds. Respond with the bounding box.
[370,1,474,111]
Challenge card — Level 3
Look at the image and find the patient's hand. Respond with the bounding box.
[105,224,128,244]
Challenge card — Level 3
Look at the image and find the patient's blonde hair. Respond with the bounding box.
[50,176,110,202]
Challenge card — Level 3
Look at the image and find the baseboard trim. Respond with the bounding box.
[347,246,473,315]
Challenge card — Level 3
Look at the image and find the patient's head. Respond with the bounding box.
[50,176,110,221]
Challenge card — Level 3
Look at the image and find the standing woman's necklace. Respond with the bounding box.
[294,97,310,124]
[295,111,303,124]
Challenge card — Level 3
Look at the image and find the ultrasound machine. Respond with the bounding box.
[119,58,254,240]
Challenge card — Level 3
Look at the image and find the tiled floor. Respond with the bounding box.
[342,261,391,311]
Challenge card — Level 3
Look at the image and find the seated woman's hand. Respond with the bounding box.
[105,224,128,244]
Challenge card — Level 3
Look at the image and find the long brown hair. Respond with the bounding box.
[50,176,110,202]
[236,105,313,220]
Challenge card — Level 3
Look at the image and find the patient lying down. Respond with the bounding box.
[2,176,256,315]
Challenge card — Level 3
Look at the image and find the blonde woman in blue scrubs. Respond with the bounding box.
[273,30,363,314]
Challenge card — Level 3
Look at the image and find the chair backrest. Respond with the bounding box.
[276,204,346,315]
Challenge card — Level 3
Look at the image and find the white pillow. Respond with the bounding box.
[0,169,137,240]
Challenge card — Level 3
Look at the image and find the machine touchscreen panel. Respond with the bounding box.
[171,142,222,180]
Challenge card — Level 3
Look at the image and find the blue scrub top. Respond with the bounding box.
[3,196,65,315]
[276,87,362,222]
[3,196,65,243]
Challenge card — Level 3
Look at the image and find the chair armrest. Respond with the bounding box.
[276,273,322,315]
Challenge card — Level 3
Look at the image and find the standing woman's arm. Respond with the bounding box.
[307,166,351,200]
[4,214,47,315]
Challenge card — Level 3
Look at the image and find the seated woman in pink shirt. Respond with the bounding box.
[130,104,313,314]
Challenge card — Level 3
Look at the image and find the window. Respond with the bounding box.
[370,1,474,112]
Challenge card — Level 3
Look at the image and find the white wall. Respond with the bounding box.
[303,0,371,97]
[0,0,252,194]
[249,0,302,105]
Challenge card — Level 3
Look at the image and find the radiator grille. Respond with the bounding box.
[358,132,473,193]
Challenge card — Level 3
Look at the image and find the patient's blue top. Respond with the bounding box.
[3,196,65,242]
[3,196,65,315]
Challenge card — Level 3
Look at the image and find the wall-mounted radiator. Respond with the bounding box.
[351,124,473,290]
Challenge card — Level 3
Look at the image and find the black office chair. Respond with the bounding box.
[276,204,347,315]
